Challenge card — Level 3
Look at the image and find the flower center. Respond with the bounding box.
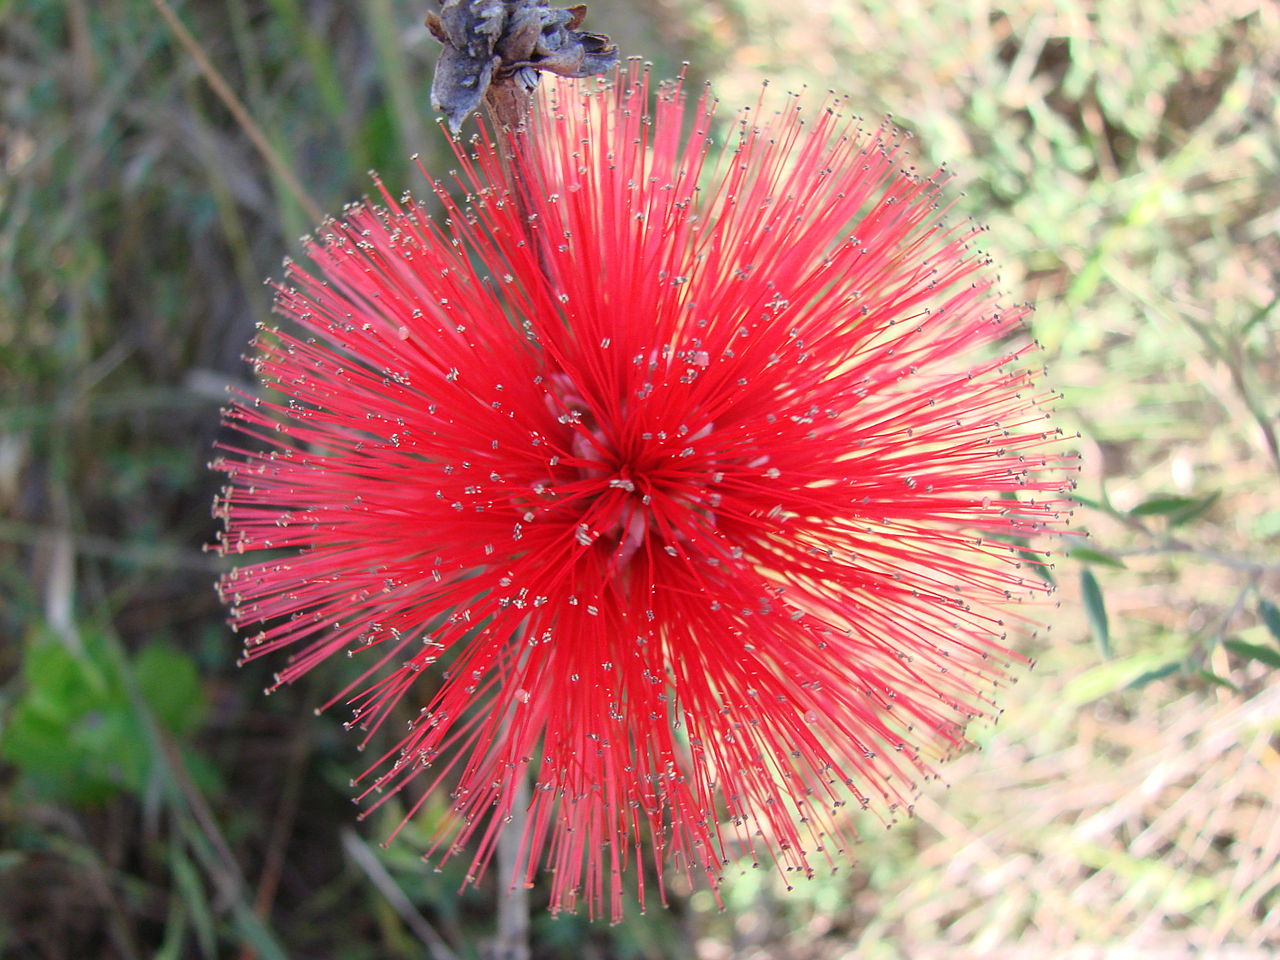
[536,373,715,570]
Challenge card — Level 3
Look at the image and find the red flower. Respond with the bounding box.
[213,69,1074,920]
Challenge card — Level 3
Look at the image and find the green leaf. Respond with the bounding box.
[0,701,111,803]
[0,632,205,804]
[169,846,217,959]
[1223,639,1280,670]
[1125,491,1219,526]
[1240,291,1278,337]
[1070,547,1127,568]
[20,636,111,719]
[1168,491,1220,527]
[134,645,206,737]
[1081,569,1111,658]
[1070,493,1104,511]
[1130,495,1201,517]
[0,634,132,803]
[1063,652,1170,705]
[1126,661,1180,689]
[1258,599,1280,643]
[1197,669,1239,692]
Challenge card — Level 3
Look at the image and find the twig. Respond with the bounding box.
[340,829,462,960]
[0,518,223,572]
[490,777,531,960]
[1111,541,1280,574]
[148,0,325,225]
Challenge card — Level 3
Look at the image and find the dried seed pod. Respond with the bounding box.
[428,0,618,131]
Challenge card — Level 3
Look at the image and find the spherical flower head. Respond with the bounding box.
[212,67,1075,920]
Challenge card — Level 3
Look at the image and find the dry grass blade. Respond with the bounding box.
[341,828,463,960]
[147,0,325,225]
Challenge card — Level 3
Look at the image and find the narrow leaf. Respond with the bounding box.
[1070,493,1103,511]
[1130,495,1200,517]
[1198,669,1239,692]
[1081,569,1111,658]
[169,846,216,958]
[1167,491,1220,527]
[1070,547,1127,569]
[1126,661,1180,689]
[1258,599,1280,643]
[1240,291,1278,337]
[1223,639,1280,670]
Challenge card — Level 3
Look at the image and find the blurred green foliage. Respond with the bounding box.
[1,630,208,804]
[2,0,1278,957]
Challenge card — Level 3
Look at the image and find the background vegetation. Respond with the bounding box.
[2,0,1277,957]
